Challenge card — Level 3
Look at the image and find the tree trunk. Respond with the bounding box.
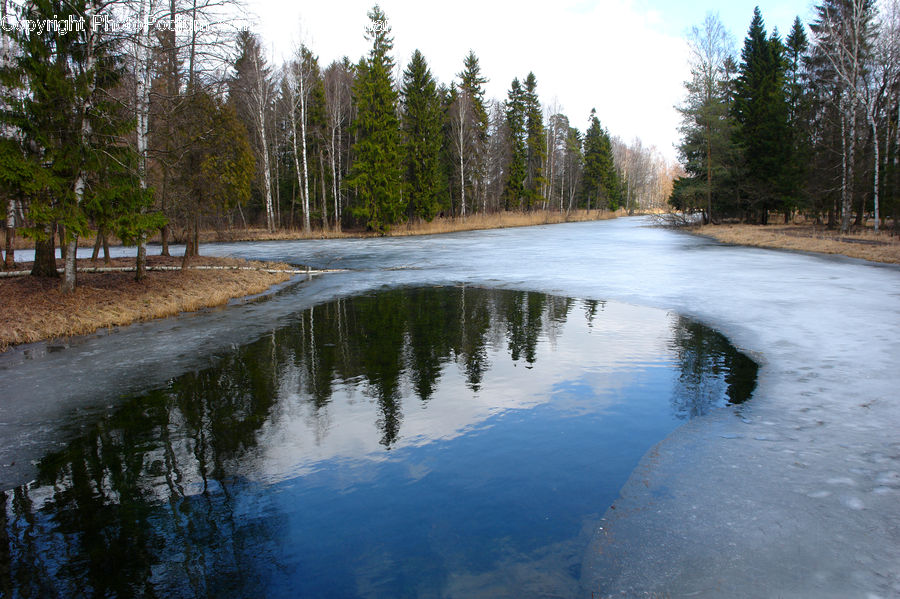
[31,226,58,278]
[62,1,95,293]
[135,243,147,282]
[134,0,151,281]
[331,125,339,231]
[870,112,880,233]
[319,145,327,229]
[4,200,15,269]
[299,68,311,234]
[91,227,102,262]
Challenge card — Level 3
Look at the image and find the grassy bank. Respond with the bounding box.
[688,221,900,264]
[1,209,618,250]
[0,210,618,352]
[0,256,293,352]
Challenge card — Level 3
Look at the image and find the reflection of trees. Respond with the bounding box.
[0,339,283,598]
[0,286,581,597]
[669,316,758,419]
[0,289,761,596]
[264,287,575,447]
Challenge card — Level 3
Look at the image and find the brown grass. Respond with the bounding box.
[690,222,900,264]
[200,209,619,242]
[0,256,292,352]
[1,210,618,251]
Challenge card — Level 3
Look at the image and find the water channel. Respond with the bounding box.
[3,217,899,597]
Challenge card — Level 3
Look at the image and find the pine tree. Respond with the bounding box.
[401,50,442,221]
[733,7,791,224]
[346,5,404,233]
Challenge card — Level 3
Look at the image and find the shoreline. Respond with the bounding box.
[679,221,900,264]
[0,255,295,352]
[0,209,620,253]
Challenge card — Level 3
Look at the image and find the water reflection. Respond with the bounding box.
[1,287,756,598]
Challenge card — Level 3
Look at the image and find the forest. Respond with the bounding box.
[672,0,900,233]
[0,1,675,293]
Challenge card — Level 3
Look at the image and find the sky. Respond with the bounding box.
[244,0,817,163]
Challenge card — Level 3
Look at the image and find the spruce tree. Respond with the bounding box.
[523,72,546,209]
[459,51,488,211]
[733,7,791,224]
[503,78,526,210]
[583,109,619,210]
[346,5,404,233]
[784,17,811,219]
[401,50,442,221]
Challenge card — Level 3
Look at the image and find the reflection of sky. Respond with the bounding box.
[232,300,678,485]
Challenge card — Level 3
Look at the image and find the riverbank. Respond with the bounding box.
[0,256,293,352]
[0,209,618,253]
[199,209,619,242]
[685,221,900,264]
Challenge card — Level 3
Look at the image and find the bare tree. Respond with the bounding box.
[450,85,473,216]
[284,48,315,233]
[812,0,875,233]
[230,31,276,231]
[324,60,352,231]
[862,0,900,232]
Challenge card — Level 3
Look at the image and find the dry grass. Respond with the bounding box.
[200,209,619,241]
[389,209,619,236]
[691,222,900,264]
[1,210,619,251]
[0,256,292,352]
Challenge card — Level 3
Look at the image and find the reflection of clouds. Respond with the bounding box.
[235,300,678,485]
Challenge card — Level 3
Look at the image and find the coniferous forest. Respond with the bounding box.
[672,1,900,234]
[0,1,677,293]
[3,1,899,295]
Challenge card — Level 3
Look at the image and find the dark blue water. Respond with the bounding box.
[1,286,755,598]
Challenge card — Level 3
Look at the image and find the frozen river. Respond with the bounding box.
[2,216,899,597]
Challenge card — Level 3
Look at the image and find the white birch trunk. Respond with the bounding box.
[299,66,311,233]
[254,55,274,232]
[330,125,338,229]
[135,0,153,279]
[454,91,468,217]
[289,82,302,229]
[868,108,879,232]
[2,0,15,267]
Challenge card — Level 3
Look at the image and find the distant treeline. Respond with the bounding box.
[0,1,674,291]
[672,1,900,233]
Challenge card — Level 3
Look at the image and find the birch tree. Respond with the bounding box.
[230,30,276,231]
[324,59,352,230]
[811,0,875,233]
[285,47,316,233]
[449,84,472,216]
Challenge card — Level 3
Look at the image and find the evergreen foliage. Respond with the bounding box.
[583,109,620,210]
[732,8,792,224]
[346,5,404,233]
[503,78,527,210]
[401,50,443,221]
[523,72,546,209]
